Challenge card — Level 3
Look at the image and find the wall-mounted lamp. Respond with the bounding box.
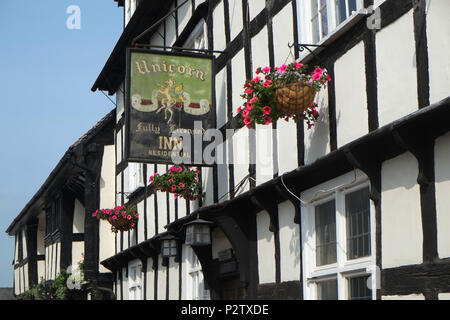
[184,219,213,246]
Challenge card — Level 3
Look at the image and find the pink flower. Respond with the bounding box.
[246,103,254,110]
[123,215,127,219]
[249,97,259,104]
[314,67,323,75]
[112,215,117,220]
[294,62,303,69]
[312,73,321,81]
[179,182,185,188]
[92,212,97,217]
[255,69,260,74]
[131,223,135,228]
[127,215,132,220]
[242,109,249,117]
[244,117,252,125]
[252,76,261,83]
[263,116,272,125]
[263,81,271,88]
[280,64,288,72]
[327,74,332,82]
[169,178,174,183]
[237,106,242,113]
[174,194,178,199]
[307,123,315,130]
[262,106,271,115]
[177,167,182,172]
[263,66,271,73]
[135,214,139,218]
[245,88,254,94]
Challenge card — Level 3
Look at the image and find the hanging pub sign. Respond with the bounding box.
[125,48,215,165]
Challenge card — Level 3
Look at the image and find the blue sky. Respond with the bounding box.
[0,0,123,287]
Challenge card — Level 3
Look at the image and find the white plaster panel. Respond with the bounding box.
[100,145,116,209]
[278,201,301,282]
[22,230,27,259]
[304,88,330,164]
[122,267,129,300]
[116,174,122,205]
[434,131,450,258]
[165,14,177,47]
[23,265,29,291]
[38,260,45,282]
[99,218,115,273]
[216,67,227,128]
[73,199,85,233]
[439,293,450,300]
[335,41,368,147]
[251,26,269,77]
[116,129,123,164]
[232,128,250,194]
[382,294,425,300]
[116,82,125,121]
[72,241,84,267]
[177,0,193,34]
[256,210,276,284]
[256,125,273,184]
[157,256,167,300]
[168,259,179,300]
[381,152,423,268]
[276,118,298,175]
[146,257,155,300]
[146,194,156,238]
[202,167,215,206]
[229,0,243,41]
[426,0,450,104]
[272,3,294,66]
[231,49,246,115]
[137,200,145,243]
[211,228,233,260]
[376,10,418,126]
[249,0,266,21]
[157,188,168,235]
[213,1,227,52]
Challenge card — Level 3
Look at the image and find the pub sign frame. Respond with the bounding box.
[125,48,216,166]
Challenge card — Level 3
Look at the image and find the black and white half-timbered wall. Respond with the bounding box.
[89,0,450,300]
[6,111,116,298]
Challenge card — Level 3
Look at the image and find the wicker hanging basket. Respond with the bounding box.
[109,217,133,232]
[274,82,317,115]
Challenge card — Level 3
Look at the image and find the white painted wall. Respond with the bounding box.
[146,257,155,300]
[37,212,45,255]
[73,199,85,234]
[381,152,423,268]
[168,259,179,300]
[304,87,330,164]
[229,0,243,41]
[376,10,418,126]
[278,201,301,282]
[426,0,450,104]
[213,1,227,52]
[137,200,145,244]
[122,267,129,300]
[157,256,167,300]
[72,241,84,268]
[256,210,276,284]
[434,131,450,259]
[439,293,450,300]
[335,41,368,147]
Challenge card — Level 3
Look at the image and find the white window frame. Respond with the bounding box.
[185,246,210,300]
[128,162,144,193]
[300,170,377,300]
[297,0,364,44]
[183,19,207,51]
[128,260,143,300]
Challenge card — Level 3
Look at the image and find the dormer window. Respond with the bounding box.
[183,19,207,51]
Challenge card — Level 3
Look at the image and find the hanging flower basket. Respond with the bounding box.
[92,206,139,233]
[238,61,331,129]
[150,165,202,201]
[274,81,317,115]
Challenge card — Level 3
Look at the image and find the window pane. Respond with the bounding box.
[317,279,338,300]
[349,276,372,300]
[335,0,347,25]
[348,0,357,16]
[320,3,328,37]
[315,200,337,266]
[346,188,371,260]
